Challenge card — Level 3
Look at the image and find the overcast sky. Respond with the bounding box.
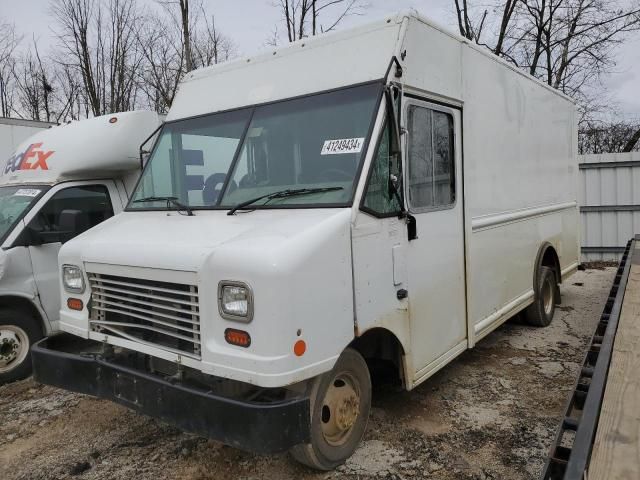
[2,0,639,118]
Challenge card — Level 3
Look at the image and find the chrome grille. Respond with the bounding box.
[88,273,201,358]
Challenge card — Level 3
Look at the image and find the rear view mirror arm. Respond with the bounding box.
[139,123,164,169]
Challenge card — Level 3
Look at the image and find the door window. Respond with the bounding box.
[30,185,114,239]
[407,105,455,210]
[362,122,402,216]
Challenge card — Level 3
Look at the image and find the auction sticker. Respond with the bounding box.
[14,189,41,197]
[321,137,365,155]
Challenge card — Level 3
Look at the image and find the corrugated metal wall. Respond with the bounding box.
[580,152,640,261]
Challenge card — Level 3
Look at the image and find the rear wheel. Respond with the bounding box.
[525,266,557,327]
[0,309,43,384]
[290,348,371,470]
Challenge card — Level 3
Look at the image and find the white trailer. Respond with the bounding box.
[0,111,161,383]
[34,12,579,469]
[0,117,56,160]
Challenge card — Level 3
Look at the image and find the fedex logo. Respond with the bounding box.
[3,143,54,175]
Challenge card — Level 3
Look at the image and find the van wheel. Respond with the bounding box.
[290,348,371,470]
[525,266,557,327]
[0,309,43,384]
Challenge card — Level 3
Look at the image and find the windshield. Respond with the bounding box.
[0,186,47,242]
[129,83,382,210]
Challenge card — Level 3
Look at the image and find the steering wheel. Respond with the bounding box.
[203,174,237,205]
[319,168,353,182]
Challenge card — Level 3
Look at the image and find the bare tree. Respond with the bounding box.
[137,1,235,112]
[580,118,640,153]
[12,37,86,123]
[275,0,366,42]
[53,63,83,121]
[452,0,640,124]
[454,0,488,41]
[623,127,640,152]
[51,0,142,116]
[12,45,52,121]
[0,21,21,117]
[179,0,193,72]
[191,12,236,68]
[266,26,281,47]
[136,11,184,112]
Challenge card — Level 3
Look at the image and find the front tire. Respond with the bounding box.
[0,309,43,384]
[290,348,371,470]
[525,266,557,327]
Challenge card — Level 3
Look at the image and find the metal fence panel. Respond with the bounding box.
[579,152,640,261]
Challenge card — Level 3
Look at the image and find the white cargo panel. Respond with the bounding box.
[0,118,55,163]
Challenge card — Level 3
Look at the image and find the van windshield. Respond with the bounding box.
[129,83,382,210]
[0,186,47,242]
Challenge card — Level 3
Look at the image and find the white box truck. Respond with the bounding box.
[0,111,161,383]
[33,12,579,469]
[0,117,56,160]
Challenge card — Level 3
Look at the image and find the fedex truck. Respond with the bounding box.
[0,111,161,383]
[33,12,579,469]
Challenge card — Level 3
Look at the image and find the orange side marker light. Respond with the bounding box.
[294,340,306,357]
[67,298,83,311]
[225,328,251,348]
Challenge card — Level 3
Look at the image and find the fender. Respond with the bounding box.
[0,291,50,334]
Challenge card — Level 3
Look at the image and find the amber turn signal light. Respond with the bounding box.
[67,298,83,311]
[224,328,251,348]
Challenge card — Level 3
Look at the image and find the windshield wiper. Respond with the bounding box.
[227,187,344,216]
[132,196,194,216]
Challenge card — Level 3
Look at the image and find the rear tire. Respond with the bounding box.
[525,266,557,327]
[290,348,371,470]
[0,309,43,384]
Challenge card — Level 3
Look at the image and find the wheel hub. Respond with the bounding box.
[336,392,359,430]
[321,375,361,446]
[0,326,29,373]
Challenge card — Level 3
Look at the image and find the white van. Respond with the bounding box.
[0,111,161,383]
[34,12,579,469]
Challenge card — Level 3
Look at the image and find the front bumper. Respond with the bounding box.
[32,334,311,454]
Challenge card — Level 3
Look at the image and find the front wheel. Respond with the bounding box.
[525,266,557,327]
[290,348,371,470]
[0,309,43,384]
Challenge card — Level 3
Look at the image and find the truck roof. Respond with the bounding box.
[0,111,162,186]
[167,11,574,123]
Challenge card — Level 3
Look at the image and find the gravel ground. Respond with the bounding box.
[0,267,615,480]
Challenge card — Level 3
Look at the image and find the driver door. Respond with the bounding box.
[21,182,117,322]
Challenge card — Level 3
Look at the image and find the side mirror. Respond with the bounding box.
[13,225,55,248]
[16,226,44,247]
[58,209,90,243]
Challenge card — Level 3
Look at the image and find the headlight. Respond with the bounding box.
[62,265,85,294]
[218,281,253,322]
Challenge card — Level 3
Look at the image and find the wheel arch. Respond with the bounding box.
[349,327,406,388]
[533,242,561,301]
[0,295,47,335]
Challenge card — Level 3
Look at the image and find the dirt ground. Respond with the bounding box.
[0,267,615,480]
